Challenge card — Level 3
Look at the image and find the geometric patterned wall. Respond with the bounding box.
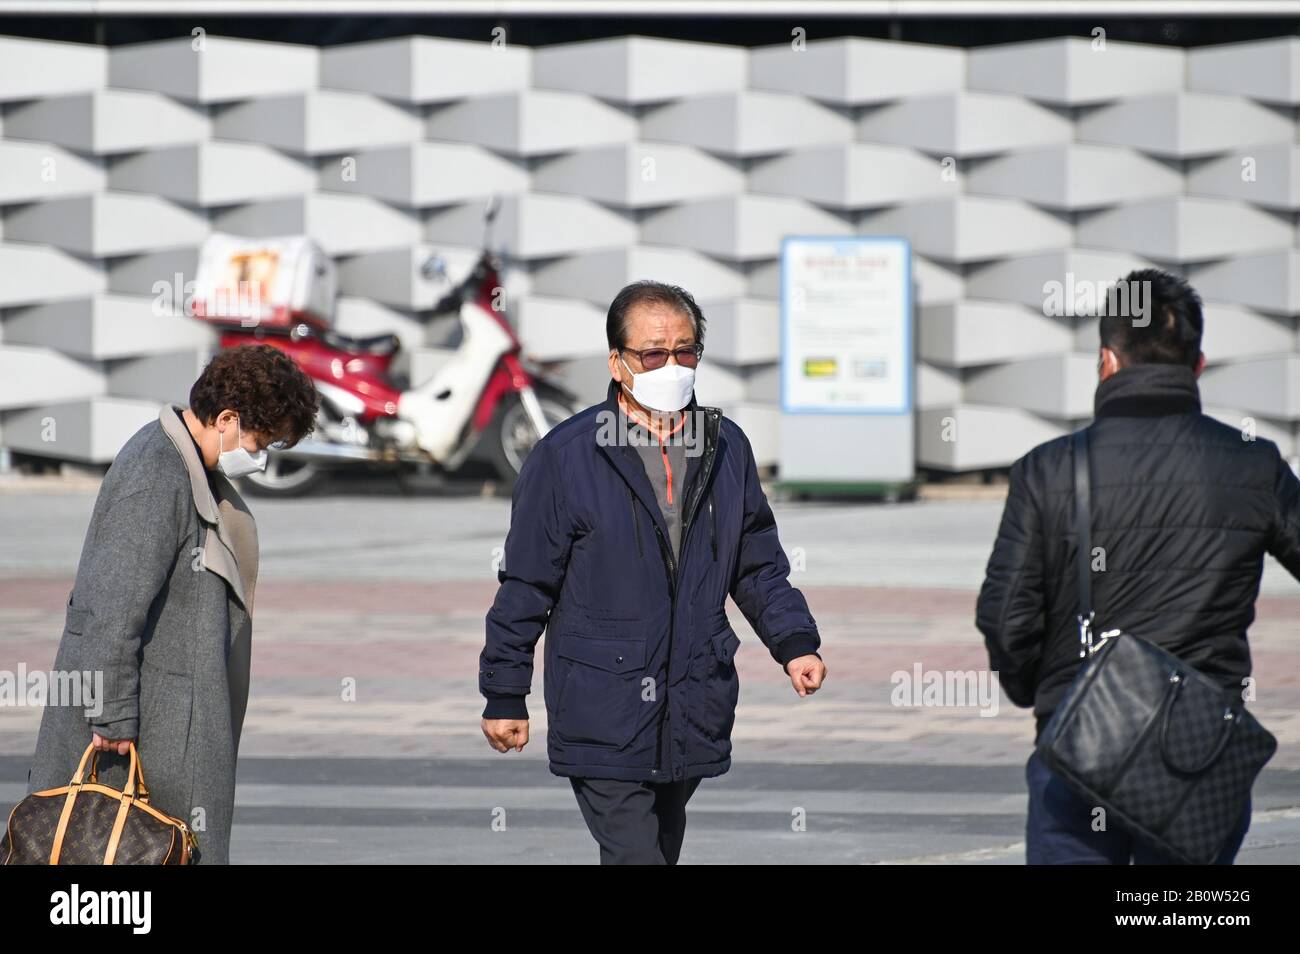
[2,33,1298,472]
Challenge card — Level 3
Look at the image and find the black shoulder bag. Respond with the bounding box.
[1035,427,1277,864]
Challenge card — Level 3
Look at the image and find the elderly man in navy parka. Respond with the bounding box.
[479,280,827,864]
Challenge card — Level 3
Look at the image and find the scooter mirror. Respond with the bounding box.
[421,255,447,282]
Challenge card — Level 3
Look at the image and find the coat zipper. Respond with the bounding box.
[652,524,675,778]
[651,408,720,781]
[708,492,716,561]
[628,484,643,558]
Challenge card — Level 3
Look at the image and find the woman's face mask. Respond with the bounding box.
[217,417,268,478]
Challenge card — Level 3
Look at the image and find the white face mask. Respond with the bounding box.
[620,355,695,412]
[217,417,268,478]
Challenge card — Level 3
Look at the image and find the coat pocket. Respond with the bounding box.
[136,661,195,817]
[699,624,742,745]
[56,598,93,676]
[554,633,647,748]
[64,595,88,635]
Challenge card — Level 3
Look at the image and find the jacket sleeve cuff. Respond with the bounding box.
[88,714,138,740]
[776,635,822,671]
[482,693,529,721]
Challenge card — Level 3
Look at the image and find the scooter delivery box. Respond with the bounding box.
[192,233,336,330]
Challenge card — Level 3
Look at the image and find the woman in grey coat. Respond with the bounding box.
[25,344,318,864]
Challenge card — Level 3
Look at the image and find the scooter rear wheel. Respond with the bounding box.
[482,387,575,492]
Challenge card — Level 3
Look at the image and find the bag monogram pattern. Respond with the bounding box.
[2,741,198,865]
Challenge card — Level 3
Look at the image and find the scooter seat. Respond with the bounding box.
[319,329,402,356]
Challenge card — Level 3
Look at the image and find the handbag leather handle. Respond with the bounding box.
[50,741,146,865]
[81,741,151,799]
[74,740,145,797]
[1158,675,1238,776]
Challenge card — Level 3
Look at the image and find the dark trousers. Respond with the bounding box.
[1025,750,1252,864]
[569,776,703,865]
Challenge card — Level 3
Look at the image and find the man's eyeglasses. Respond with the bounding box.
[620,343,703,371]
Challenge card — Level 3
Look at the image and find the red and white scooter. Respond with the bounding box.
[190,196,577,495]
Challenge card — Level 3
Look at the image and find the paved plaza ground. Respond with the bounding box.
[2,477,1297,863]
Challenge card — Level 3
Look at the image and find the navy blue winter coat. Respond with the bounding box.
[480,379,821,782]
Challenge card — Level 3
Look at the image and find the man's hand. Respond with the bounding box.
[482,718,529,753]
[91,732,133,755]
[785,655,826,697]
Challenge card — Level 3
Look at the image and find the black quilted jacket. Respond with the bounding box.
[976,363,1300,742]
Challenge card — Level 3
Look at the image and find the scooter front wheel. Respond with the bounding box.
[237,451,327,497]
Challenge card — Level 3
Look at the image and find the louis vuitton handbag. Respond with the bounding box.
[2,740,198,865]
[1035,428,1277,864]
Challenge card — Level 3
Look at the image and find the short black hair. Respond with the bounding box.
[1098,268,1203,370]
[190,344,319,447]
[606,280,707,351]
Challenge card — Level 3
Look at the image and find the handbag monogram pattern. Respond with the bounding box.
[1036,428,1277,864]
[2,741,198,865]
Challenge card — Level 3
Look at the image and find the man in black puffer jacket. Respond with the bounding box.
[976,268,1300,864]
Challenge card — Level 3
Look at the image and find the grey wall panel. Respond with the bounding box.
[0,141,105,205]
[0,37,104,102]
[5,90,208,155]
[216,90,420,156]
[532,36,745,103]
[3,295,213,360]
[1190,251,1300,316]
[968,37,1184,105]
[856,92,1072,158]
[1076,93,1293,158]
[426,90,636,156]
[0,243,105,307]
[107,350,209,404]
[214,193,421,255]
[749,143,958,209]
[639,91,852,157]
[749,37,964,105]
[109,142,314,206]
[919,300,1072,368]
[0,345,105,410]
[1188,38,1300,105]
[110,36,318,103]
[0,398,159,464]
[427,194,635,259]
[1076,196,1293,263]
[318,142,529,206]
[531,245,746,305]
[5,193,208,257]
[321,36,529,103]
[966,144,1183,210]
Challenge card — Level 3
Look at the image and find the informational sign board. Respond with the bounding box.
[781,236,912,414]
[778,236,915,489]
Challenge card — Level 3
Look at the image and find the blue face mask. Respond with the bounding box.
[217,417,267,478]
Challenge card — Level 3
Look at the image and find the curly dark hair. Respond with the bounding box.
[189,344,319,447]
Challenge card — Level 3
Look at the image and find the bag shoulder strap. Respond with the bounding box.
[1073,428,1094,656]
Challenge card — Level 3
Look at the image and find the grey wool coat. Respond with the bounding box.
[26,404,259,864]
